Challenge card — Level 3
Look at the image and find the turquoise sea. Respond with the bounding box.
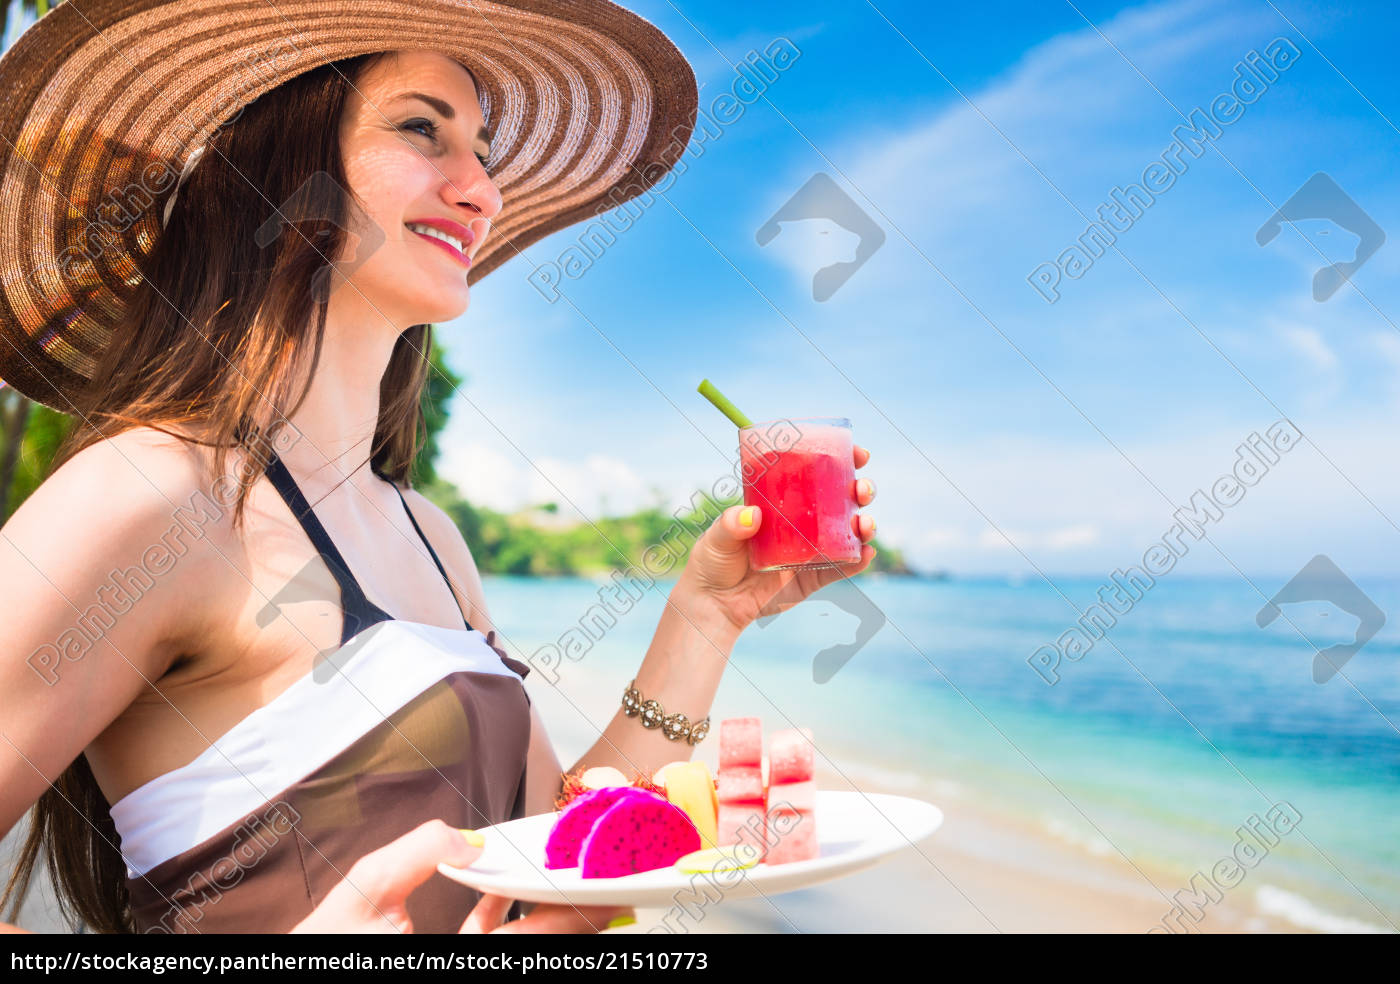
[484,572,1400,933]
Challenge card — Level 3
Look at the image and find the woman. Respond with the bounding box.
[0,2,876,934]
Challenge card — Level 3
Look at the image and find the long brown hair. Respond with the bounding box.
[2,50,451,933]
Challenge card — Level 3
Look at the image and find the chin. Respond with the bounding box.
[420,288,472,324]
[392,276,472,325]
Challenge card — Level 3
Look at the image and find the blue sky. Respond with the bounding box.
[436,0,1400,578]
[11,0,1398,578]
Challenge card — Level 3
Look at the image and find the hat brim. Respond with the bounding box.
[0,0,697,410]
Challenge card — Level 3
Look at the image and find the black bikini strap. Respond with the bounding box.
[263,450,392,646]
[385,481,474,633]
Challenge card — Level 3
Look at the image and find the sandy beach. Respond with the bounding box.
[528,676,1270,935]
[617,765,1251,935]
[1,773,1246,935]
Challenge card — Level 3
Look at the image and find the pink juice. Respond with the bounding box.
[739,418,861,571]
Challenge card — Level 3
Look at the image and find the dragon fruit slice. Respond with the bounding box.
[544,786,633,869]
[579,789,701,878]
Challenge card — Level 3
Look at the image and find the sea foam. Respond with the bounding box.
[1255,885,1391,934]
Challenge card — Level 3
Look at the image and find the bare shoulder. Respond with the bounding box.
[399,485,494,633]
[4,426,238,636]
[9,426,216,548]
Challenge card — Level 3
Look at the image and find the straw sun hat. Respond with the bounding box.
[0,0,698,411]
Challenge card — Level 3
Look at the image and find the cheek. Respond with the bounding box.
[342,149,430,239]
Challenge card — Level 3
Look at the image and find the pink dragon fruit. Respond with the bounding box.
[544,786,633,869]
[579,789,701,878]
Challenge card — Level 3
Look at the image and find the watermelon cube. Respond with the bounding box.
[768,728,814,784]
[764,807,818,865]
[719,717,762,769]
[716,765,763,803]
[765,778,815,812]
[717,802,767,857]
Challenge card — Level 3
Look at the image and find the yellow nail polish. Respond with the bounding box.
[606,914,637,929]
[459,828,484,848]
[739,506,757,527]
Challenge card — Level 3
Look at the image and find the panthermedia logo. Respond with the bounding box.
[757,173,884,301]
[1256,173,1385,301]
[1255,555,1386,683]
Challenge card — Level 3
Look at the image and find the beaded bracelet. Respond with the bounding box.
[621,679,711,746]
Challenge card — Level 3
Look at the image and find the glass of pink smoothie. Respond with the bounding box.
[738,417,862,572]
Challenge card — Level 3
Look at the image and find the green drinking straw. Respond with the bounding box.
[697,379,753,429]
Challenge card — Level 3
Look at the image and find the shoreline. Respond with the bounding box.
[528,670,1270,933]
[624,762,1288,934]
[522,623,1396,934]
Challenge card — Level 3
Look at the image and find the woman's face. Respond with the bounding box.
[334,50,501,328]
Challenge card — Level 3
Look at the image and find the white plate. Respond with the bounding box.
[437,791,943,907]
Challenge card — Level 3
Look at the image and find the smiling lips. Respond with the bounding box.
[406,219,475,268]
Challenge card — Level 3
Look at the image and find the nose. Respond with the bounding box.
[443,155,502,251]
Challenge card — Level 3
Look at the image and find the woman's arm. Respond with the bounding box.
[0,432,216,926]
[406,443,875,801]
[512,599,738,814]
[568,445,877,782]
[564,582,739,780]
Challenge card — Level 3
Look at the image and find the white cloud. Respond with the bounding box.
[1281,325,1339,373]
[1369,331,1400,410]
[972,522,1099,553]
[1044,524,1102,550]
[917,527,966,550]
[527,454,652,516]
[438,441,651,519]
[978,526,1026,551]
[1371,331,1400,368]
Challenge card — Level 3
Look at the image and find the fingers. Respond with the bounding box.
[711,503,763,553]
[812,544,876,591]
[854,444,871,469]
[489,904,634,934]
[345,820,483,916]
[854,477,876,507]
[459,892,514,934]
[851,467,876,545]
[851,512,877,542]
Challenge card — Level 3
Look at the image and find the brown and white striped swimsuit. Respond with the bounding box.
[112,450,533,933]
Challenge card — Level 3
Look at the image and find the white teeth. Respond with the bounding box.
[407,223,465,253]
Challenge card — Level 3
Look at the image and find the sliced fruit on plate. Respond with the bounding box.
[719,717,762,768]
[579,790,701,879]
[651,760,688,788]
[544,786,634,869]
[768,727,815,784]
[673,843,763,874]
[716,765,763,803]
[579,765,629,789]
[653,760,719,849]
[717,801,767,859]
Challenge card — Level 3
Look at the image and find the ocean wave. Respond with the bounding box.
[1042,816,1113,858]
[1255,885,1393,934]
[842,761,930,793]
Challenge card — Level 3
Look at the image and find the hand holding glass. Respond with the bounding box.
[738,417,863,572]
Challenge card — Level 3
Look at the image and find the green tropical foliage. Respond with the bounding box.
[1,396,71,518]
[417,476,911,577]
[0,1,53,50]
[410,337,462,487]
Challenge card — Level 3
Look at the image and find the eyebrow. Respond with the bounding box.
[392,92,490,144]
